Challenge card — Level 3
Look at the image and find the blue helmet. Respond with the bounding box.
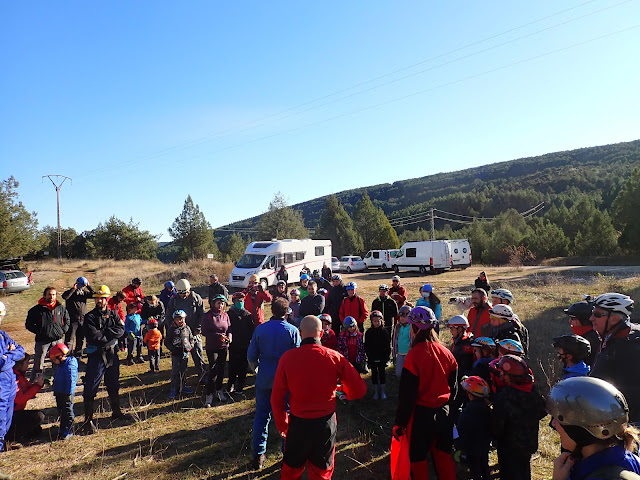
[343,316,357,328]
[300,274,310,280]
[165,281,175,289]
[346,282,357,290]
[76,277,88,287]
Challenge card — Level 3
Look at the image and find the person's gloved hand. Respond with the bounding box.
[129,332,135,340]
[392,425,405,441]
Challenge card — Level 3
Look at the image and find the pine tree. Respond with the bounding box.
[574,210,618,256]
[612,168,640,253]
[353,192,399,251]
[257,192,308,240]
[168,195,216,260]
[314,195,363,257]
[0,176,43,257]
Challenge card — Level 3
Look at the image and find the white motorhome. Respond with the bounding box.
[445,239,472,268]
[229,239,332,289]
[391,241,452,274]
[363,249,401,270]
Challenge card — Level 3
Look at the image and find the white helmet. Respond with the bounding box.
[0,301,5,316]
[491,288,514,304]
[488,304,515,320]
[593,293,634,317]
[446,315,469,328]
[392,275,401,282]
[176,279,191,293]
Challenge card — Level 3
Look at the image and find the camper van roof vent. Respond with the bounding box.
[253,242,274,249]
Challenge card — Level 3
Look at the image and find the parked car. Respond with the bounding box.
[331,257,340,272]
[0,269,31,293]
[338,255,366,273]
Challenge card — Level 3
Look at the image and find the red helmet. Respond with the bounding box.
[495,354,533,383]
[461,376,490,398]
[49,342,70,360]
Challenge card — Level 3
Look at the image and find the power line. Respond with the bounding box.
[74,1,631,178]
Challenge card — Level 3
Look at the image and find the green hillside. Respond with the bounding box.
[219,139,640,235]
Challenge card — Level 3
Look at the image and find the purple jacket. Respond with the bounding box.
[201,309,232,350]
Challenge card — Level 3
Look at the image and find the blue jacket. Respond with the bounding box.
[571,444,640,480]
[562,361,590,379]
[53,356,78,395]
[159,287,176,308]
[247,317,300,390]
[125,313,143,337]
[415,298,441,320]
[0,331,25,375]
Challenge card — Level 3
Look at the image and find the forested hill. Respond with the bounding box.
[220,139,640,236]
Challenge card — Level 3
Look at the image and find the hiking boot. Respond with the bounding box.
[81,420,98,435]
[205,394,214,407]
[251,453,266,471]
[109,393,133,421]
[135,356,145,364]
[58,431,74,441]
[380,384,387,400]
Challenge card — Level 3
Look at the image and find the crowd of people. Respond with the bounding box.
[0,269,639,480]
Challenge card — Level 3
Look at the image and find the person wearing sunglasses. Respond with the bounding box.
[563,299,600,366]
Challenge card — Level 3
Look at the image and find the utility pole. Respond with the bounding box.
[43,175,72,260]
[430,207,435,240]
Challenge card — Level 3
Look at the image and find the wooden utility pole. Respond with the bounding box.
[43,175,72,259]
[430,208,435,240]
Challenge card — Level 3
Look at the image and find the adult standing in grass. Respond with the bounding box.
[299,281,325,318]
[271,315,366,479]
[208,274,229,303]
[589,293,640,423]
[372,284,399,336]
[243,274,273,327]
[467,288,491,338]
[389,275,407,311]
[165,279,207,383]
[25,286,70,382]
[327,274,347,335]
[201,294,231,406]
[247,297,301,471]
[62,276,94,356]
[474,271,491,293]
[0,301,26,452]
[122,277,144,313]
[563,300,600,366]
[226,292,254,394]
[159,281,176,310]
[82,285,131,434]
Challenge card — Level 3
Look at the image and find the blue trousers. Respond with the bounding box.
[252,387,287,458]
[83,352,120,399]
[0,370,16,450]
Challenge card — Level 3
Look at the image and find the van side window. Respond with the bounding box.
[284,253,294,264]
[454,248,459,254]
[463,248,467,253]
[315,246,324,256]
[406,248,417,258]
[373,252,380,259]
[296,252,305,261]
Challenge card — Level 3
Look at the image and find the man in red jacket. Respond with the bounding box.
[122,278,144,313]
[272,315,367,479]
[243,275,273,327]
[467,289,491,338]
[339,282,368,333]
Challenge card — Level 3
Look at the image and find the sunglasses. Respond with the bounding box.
[591,311,610,319]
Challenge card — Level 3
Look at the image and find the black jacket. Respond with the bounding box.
[25,301,70,343]
[490,321,522,346]
[451,334,475,379]
[62,285,95,323]
[364,326,391,362]
[165,322,194,356]
[208,282,229,302]
[299,293,325,318]
[371,296,398,329]
[458,399,492,456]
[276,268,288,284]
[474,279,491,293]
[491,384,546,455]
[228,306,254,351]
[327,284,347,319]
[141,301,165,326]
[582,328,602,366]
[590,324,640,423]
[83,306,124,349]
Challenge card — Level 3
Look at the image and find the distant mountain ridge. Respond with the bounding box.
[216,139,640,238]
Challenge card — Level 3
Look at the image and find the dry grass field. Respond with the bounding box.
[1,259,639,479]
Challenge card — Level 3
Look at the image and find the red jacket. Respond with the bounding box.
[389,285,407,308]
[467,303,491,338]
[107,298,125,322]
[404,340,458,408]
[321,328,338,350]
[122,285,144,313]
[271,338,367,435]
[339,295,368,325]
[243,287,273,327]
[14,370,42,411]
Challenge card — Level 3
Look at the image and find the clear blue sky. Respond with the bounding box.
[1,1,638,241]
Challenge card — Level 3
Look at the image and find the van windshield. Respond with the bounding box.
[236,254,266,269]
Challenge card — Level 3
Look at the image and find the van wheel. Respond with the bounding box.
[419,266,427,275]
[347,267,353,273]
[260,278,268,291]
[393,265,399,274]
[381,263,387,271]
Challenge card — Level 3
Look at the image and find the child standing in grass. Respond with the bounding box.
[457,376,492,480]
[365,311,391,400]
[392,305,412,377]
[50,343,78,440]
[125,303,144,364]
[337,317,366,374]
[143,319,162,372]
[165,310,194,398]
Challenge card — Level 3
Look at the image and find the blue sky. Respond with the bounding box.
[1,1,638,241]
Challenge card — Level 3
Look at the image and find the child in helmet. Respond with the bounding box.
[416,284,442,320]
[298,274,310,300]
[488,304,526,353]
[447,315,475,378]
[165,310,195,398]
[337,317,366,374]
[490,355,546,480]
[339,282,369,333]
[470,337,497,386]
[562,299,600,366]
[125,302,144,365]
[496,338,525,357]
[457,376,492,480]
[288,289,302,327]
[393,305,412,377]
[365,311,391,400]
[50,342,79,440]
[143,319,163,372]
[552,334,591,380]
[319,313,337,350]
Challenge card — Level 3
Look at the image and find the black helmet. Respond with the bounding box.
[552,334,591,362]
[312,269,321,278]
[563,301,593,324]
[131,277,142,286]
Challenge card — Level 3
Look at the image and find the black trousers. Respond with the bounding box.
[369,360,386,384]
[227,347,248,389]
[206,348,227,394]
[283,412,336,470]
[409,404,453,462]
[55,393,74,437]
[6,410,44,442]
[497,447,531,480]
[65,321,84,353]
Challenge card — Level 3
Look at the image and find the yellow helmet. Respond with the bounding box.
[94,285,111,298]
[249,274,259,283]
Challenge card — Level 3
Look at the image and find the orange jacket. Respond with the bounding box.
[467,303,491,338]
[271,338,367,435]
[143,329,163,350]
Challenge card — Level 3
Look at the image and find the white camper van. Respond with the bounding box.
[229,239,332,290]
[363,249,401,270]
[391,241,452,274]
[445,239,472,268]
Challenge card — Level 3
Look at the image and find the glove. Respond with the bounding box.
[392,425,405,441]
[129,332,135,340]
